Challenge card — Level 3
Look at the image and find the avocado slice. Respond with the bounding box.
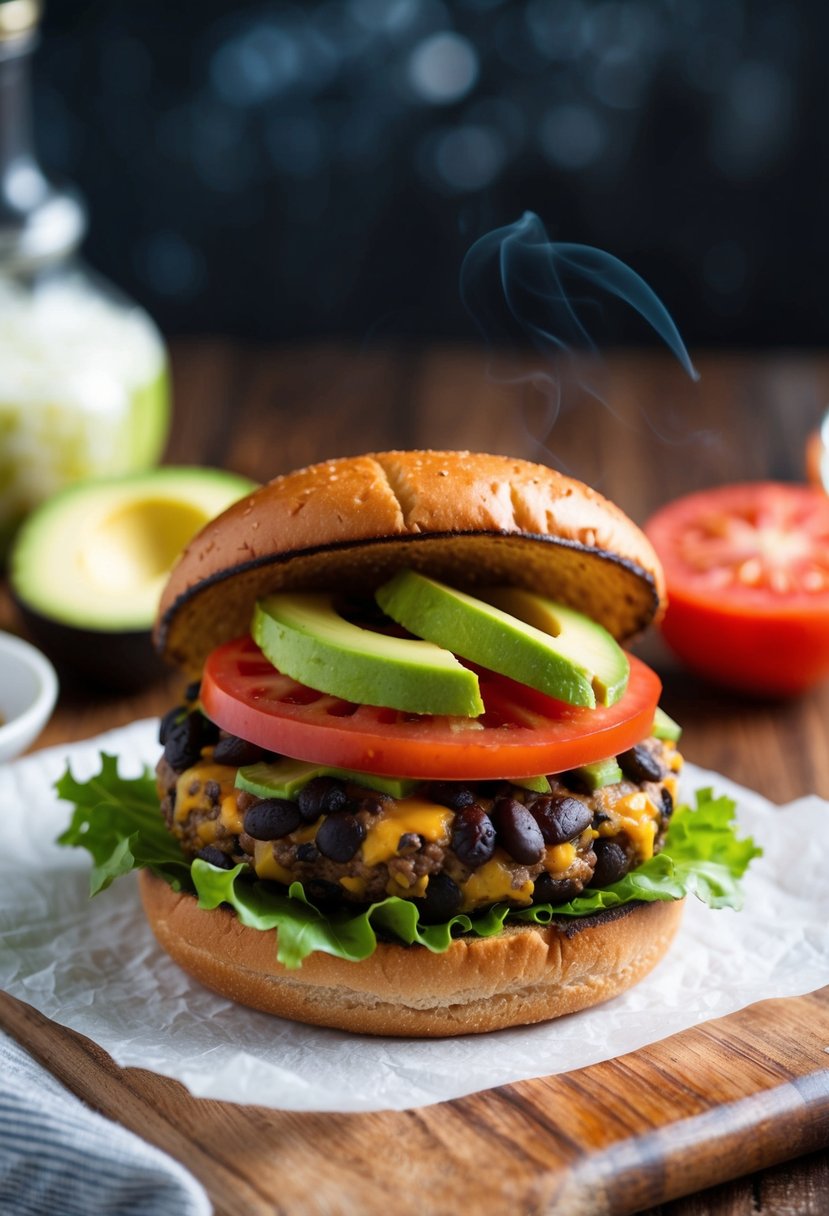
[253,594,484,717]
[10,467,255,689]
[511,774,552,794]
[375,572,629,708]
[651,706,682,741]
[237,759,549,801]
[236,759,419,801]
[568,757,624,791]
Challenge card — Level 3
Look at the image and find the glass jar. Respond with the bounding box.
[0,0,169,552]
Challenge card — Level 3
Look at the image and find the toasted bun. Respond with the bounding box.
[139,871,683,1037]
[155,450,664,677]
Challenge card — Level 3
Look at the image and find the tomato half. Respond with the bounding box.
[646,482,829,695]
[201,635,661,780]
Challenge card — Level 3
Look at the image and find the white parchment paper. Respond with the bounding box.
[1,719,826,1112]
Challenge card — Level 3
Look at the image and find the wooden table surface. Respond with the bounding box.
[2,342,828,1214]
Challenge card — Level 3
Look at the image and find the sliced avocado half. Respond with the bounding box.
[10,466,255,688]
[236,759,419,801]
[253,593,484,717]
[376,572,629,708]
[237,759,550,800]
[651,706,682,741]
[568,756,623,791]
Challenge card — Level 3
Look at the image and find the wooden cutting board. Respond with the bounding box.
[3,346,829,1211]
[2,984,827,1215]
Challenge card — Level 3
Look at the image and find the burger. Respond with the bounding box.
[61,450,758,1036]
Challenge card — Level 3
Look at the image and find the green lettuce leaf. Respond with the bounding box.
[56,754,191,894]
[56,757,762,968]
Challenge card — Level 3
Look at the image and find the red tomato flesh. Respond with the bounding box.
[201,635,661,780]
[646,482,829,695]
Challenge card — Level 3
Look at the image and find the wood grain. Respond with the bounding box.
[1,986,826,1216]
[2,344,828,1214]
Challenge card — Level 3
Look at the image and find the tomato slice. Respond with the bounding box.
[646,482,829,695]
[201,635,660,780]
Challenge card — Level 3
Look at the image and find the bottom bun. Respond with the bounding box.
[139,871,684,1037]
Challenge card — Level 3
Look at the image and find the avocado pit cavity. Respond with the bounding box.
[10,467,255,689]
[81,498,216,598]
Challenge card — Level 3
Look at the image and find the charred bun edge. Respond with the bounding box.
[154,530,660,657]
[155,450,665,674]
[138,871,684,1037]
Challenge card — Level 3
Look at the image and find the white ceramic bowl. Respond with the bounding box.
[0,632,59,762]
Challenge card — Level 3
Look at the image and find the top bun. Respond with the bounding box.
[155,450,665,676]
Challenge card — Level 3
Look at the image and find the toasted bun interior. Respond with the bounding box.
[155,450,664,676]
[139,871,683,1037]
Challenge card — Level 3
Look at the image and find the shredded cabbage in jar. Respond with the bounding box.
[0,272,168,544]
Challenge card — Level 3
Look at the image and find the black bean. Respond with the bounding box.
[474,781,504,800]
[418,873,463,923]
[163,714,207,772]
[158,705,184,746]
[560,769,591,795]
[315,813,366,862]
[397,832,422,855]
[204,780,221,803]
[202,716,220,744]
[359,793,391,816]
[428,782,476,811]
[492,798,545,864]
[244,798,302,840]
[533,873,582,905]
[304,878,344,907]
[618,743,665,783]
[530,795,593,845]
[297,777,349,822]
[661,787,674,819]
[296,843,319,862]
[451,804,496,868]
[212,734,269,767]
[589,839,631,888]
[196,845,234,870]
[184,680,202,703]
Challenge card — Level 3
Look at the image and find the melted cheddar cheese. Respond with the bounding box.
[220,795,244,835]
[460,857,534,911]
[174,763,237,823]
[544,842,577,874]
[290,823,319,845]
[361,798,453,867]
[600,790,661,861]
[253,840,295,884]
[196,819,218,845]
[387,873,429,899]
[666,741,684,773]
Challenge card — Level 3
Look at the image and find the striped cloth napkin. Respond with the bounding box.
[0,1030,211,1216]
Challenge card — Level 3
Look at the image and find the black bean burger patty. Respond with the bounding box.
[156,712,682,917]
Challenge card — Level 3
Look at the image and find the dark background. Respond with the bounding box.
[33,0,824,349]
